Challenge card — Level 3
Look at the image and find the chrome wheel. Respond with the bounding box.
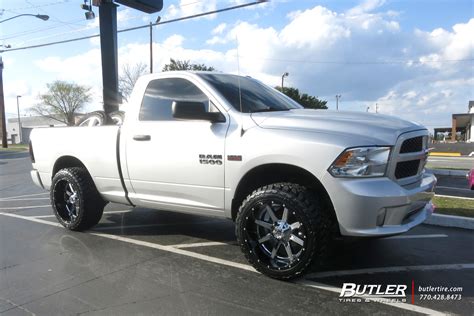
[246,201,307,270]
[53,180,79,223]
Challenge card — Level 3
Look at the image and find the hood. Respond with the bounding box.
[250,109,426,145]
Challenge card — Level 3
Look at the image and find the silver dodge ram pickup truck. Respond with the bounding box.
[29,71,436,279]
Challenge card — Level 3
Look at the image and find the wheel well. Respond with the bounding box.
[53,156,88,178]
[231,164,336,224]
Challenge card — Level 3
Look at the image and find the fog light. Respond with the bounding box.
[377,208,386,226]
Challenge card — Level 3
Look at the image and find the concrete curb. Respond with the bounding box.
[427,169,468,176]
[425,213,474,230]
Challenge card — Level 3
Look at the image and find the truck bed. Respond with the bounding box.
[30,125,127,204]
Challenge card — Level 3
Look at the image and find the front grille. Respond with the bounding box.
[395,160,420,179]
[400,136,423,153]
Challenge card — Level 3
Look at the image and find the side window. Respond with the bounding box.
[139,78,210,121]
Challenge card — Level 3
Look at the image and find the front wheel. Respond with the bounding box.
[236,183,330,280]
[51,167,106,231]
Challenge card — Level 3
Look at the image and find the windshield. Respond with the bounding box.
[198,73,303,113]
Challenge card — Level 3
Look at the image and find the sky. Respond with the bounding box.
[1,0,473,132]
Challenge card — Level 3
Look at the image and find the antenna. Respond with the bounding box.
[236,36,244,136]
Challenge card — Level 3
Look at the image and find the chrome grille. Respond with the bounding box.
[400,136,423,153]
[388,131,428,185]
[395,160,420,179]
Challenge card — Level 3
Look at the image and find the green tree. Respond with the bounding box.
[31,81,92,126]
[162,58,215,71]
[119,62,147,102]
[275,86,328,110]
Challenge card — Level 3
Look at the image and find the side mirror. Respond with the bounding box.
[172,101,225,123]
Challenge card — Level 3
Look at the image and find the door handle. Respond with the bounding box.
[133,135,151,141]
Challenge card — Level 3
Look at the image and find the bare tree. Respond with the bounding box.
[119,62,147,102]
[31,81,92,126]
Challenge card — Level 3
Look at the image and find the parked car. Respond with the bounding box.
[467,169,474,190]
[29,71,436,279]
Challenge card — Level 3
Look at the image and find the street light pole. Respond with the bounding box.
[0,14,48,148]
[0,57,7,148]
[16,95,21,144]
[149,22,153,73]
[0,14,49,24]
[335,94,341,111]
[281,72,289,90]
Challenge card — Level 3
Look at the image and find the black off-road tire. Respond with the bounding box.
[236,182,331,280]
[51,167,107,231]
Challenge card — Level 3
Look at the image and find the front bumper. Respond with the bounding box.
[323,172,437,237]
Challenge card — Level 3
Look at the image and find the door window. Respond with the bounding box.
[139,78,210,121]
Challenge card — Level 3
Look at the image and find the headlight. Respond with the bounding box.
[328,147,391,177]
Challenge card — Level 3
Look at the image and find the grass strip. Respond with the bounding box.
[433,196,474,218]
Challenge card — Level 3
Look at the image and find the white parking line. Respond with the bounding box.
[0,205,51,210]
[33,209,133,218]
[385,234,447,240]
[435,194,474,200]
[170,241,230,248]
[0,211,454,315]
[436,186,472,192]
[305,263,474,279]
[0,212,62,227]
[298,280,445,316]
[0,198,50,202]
[92,220,218,231]
[0,192,49,201]
[0,212,254,272]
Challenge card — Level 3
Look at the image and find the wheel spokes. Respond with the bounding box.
[67,183,75,194]
[255,219,272,229]
[283,243,294,262]
[65,204,75,219]
[264,205,278,222]
[290,222,301,230]
[271,242,280,259]
[258,233,272,244]
[282,207,289,222]
[290,234,304,247]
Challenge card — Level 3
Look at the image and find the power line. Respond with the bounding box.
[1,0,205,43]
[2,1,69,12]
[0,1,266,54]
[0,18,86,41]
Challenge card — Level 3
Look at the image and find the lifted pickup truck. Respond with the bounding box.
[30,71,436,279]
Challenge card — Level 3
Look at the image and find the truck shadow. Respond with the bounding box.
[97,208,237,244]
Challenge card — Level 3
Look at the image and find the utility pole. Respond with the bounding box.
[335,94,341,111]
[0,56,7,148]
[99,0,120,122]
[281,72,289,90]
[149,22,153,73]
[16,95,21,143]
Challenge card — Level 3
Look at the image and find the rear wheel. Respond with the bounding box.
[51,167,106,231]
[236,183,331,280]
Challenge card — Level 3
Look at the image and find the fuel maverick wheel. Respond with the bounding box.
[51,167,106,231]
[236,183,330,280]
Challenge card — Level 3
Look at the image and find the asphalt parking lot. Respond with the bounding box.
[434,174,474,198]
[1,151,473,315]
